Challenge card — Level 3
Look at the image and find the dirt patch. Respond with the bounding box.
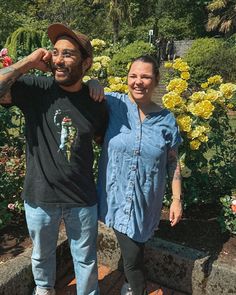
[0,205,235,266]
[0,215,31,264]
[157,204,236,266]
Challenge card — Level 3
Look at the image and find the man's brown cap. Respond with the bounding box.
[47,23,93,58]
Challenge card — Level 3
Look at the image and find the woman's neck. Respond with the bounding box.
[137,101,162,122]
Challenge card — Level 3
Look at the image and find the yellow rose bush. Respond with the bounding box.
[85,39,128,93]
[164,58,236,217]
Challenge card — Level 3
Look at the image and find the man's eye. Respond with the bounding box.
[63,53,72,58]
[52,51,58,56]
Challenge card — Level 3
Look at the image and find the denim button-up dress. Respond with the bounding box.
[97,92,182,242]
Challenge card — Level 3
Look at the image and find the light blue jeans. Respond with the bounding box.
[24,201,99,295]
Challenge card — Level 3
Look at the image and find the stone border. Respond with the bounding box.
[98,224,236,295]
[0,223,235,295]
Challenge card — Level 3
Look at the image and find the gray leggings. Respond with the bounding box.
[114,229,148,295]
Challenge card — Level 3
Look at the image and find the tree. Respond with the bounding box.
[155,0,210,39]
[93,0,136,43]
[0,0,29,48]
[206,0,236,36]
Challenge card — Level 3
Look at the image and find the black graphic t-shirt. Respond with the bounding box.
[10,75,108,207]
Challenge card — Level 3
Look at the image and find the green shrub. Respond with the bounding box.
[219,190,236,235]
[225,33,236,47]
[0,105,25,228]
[108,40,156,76]
[5,27,45,60]
[185,38,236,85]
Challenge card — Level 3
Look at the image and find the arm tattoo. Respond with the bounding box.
[0,66,22,103]
[0,66,15,75]
[167,149,181,181]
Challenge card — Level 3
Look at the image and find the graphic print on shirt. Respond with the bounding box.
[53,109,77,161]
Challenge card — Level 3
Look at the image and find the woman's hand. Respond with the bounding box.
[169,199,183,227]
[87,79,105,102]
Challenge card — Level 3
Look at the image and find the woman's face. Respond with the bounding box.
[127,61,158,104]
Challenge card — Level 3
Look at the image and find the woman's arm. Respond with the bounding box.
[167,148,183,227]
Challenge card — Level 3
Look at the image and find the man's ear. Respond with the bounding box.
[82,57,92,73]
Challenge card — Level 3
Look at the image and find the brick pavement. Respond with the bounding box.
[56,265,186,295]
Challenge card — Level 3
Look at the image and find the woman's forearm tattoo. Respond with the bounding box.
[167,149,181,181]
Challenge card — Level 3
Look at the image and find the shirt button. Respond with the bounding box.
[131,166,136,171]
[134,150,140,155]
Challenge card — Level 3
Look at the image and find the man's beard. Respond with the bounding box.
[53,63,83,86]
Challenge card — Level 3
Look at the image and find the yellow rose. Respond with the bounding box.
[91,39,106,49]
[219,83,236,99]
[187,126,208,139]
[198,134,208,142]
[227,103,234,109]
[178,62,190,72]
[176,115,192,132]
[190,139,201,150]
[201,82,209,89]
[181,71,190,80]
[92,62,102,71]
[162,92,184,110]
[166,78,188,94]
[207,75,223,85]
[187,129,200,139]
[190,91,206,102]
[189,100,215,119]
[205,89,222,102]
[94,55,111,67]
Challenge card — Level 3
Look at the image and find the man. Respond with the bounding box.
[0,23,107,295]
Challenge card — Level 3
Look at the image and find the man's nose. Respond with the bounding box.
[53,54,64,64]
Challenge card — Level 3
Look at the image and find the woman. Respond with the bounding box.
[97,55,183,295]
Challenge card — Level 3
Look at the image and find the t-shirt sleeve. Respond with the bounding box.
[10,75,51,112]
[10,76,36,110]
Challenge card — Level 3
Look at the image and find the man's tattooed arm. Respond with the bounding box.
[0,66,22,104]
[0,49,52,105]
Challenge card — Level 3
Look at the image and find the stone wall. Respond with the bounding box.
[175,40,194,57]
